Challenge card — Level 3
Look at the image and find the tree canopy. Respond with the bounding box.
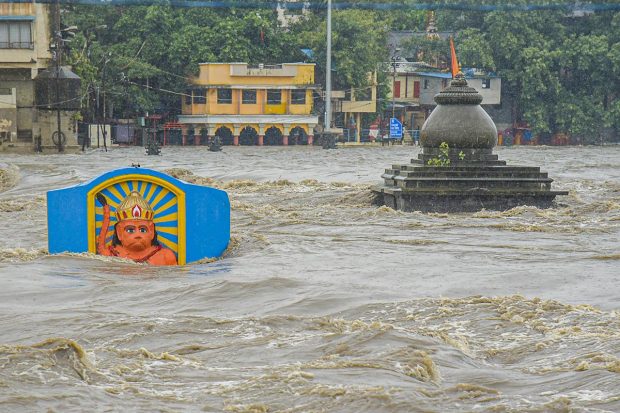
[63,1,620,142]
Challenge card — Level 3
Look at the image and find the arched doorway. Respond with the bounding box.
[199,127,209,146]
[215,126,234,146]
[289,127,308,145]
[239,126,258,146]
[264,126,283,146]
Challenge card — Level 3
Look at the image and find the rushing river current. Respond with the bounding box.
[0,144,618,412]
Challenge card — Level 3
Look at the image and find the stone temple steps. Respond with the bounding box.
[375,153,568,212]
[387,165,547,178]
[382,164,554,191]
[383,163,553,188]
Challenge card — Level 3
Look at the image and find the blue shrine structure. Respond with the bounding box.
[47,167,230,265]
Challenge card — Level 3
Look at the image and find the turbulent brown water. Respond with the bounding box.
[0,145,618,412]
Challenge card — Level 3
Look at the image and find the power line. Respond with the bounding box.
[126,79,191,97]
[18,92,90,109]
[4,0,620,12]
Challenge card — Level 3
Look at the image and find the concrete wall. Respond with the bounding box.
[0,68,35,139]
[36,110,78,151]
[467,78,501,105]
[419,77,447,106]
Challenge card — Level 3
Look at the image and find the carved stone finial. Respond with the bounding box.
[434,74,483,105]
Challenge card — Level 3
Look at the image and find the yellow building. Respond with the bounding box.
[178,62,319,146]
[333,71,377,143]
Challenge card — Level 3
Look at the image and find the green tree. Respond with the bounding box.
[62,1,620,142]
[292,10,388,90]
[456,28,495,71]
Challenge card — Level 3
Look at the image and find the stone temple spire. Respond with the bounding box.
[426,11,440,40]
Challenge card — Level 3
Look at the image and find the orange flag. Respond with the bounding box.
[450,36,459,78]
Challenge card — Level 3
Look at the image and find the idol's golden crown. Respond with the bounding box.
[116,191,154,222]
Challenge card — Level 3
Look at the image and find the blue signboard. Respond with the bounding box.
[389,118,403,139]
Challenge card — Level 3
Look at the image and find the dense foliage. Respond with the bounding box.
[63,1,620,142]
[453,5,620,142]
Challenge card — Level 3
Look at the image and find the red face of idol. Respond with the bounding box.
[116,219,155,252]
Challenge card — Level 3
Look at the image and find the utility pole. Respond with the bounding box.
[392,57,396,120]
[391,48,400,121]
[324,0,332,130]
[122,72,130,145]
[54,0,63,152]
[102,57,108,152]
[96,85,100,148]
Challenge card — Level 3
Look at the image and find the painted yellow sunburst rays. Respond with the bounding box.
[149,187,170,211]
[154,197,176,215]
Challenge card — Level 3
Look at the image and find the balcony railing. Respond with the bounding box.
[0,41,34,49]
[247,64,283,70]
[342,128,421,143]
[231,63,297,77]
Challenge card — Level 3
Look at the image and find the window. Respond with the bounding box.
[217,88,232,104]
[413,81,420,98]
[0,21,32,49]
[267,89,281,104]
[393,81,401,98]
[423,79,429,89]
[184,89,192,105]
[291,89,306,105]
[481,78,491,89]
[242,90,256,104]
[193,89,206,104]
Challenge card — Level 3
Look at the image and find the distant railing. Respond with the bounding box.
[341,128,420,144]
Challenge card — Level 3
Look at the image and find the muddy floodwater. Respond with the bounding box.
[0,145,619,412]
